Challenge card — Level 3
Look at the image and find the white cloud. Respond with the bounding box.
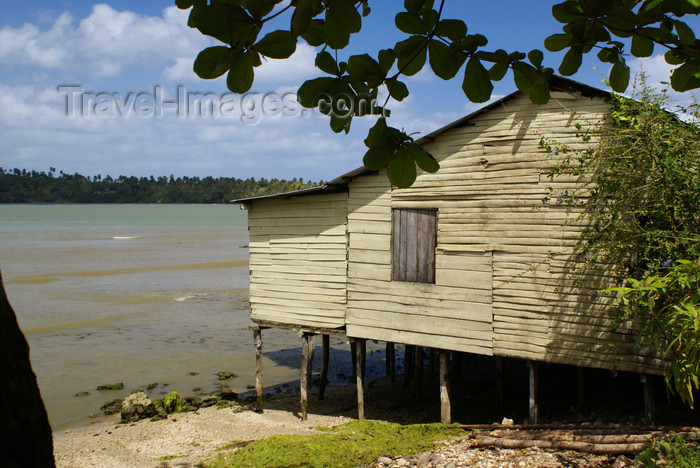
[626,54,697,107]
[0,5,209,78]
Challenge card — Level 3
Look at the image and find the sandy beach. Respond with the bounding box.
[53,379,619,468]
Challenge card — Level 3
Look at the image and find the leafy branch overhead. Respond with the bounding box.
[178,0,700,187]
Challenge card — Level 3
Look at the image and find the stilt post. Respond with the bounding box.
[319,334,330,400]
[642,374,655,425]
[355,339,366,420]
[577,366,585,412]
[350,340,357,380]
[300,333,311,421]
[528,360,539,423]
[387,342,395,383]
[495,356,504,413]
[253,328,264,413]
[439,350,451,424]
[403,345,414,389]
[414,346,424,394]
[307,335,316,381]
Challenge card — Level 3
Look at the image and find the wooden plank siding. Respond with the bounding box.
[247,192,348,329]
[344,92,663,374]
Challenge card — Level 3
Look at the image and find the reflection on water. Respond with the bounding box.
[0,204,392,431]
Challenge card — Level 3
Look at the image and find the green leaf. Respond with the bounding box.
[387,80,409,101]
[631,34,654,57]
[388,148,417,188]
[671,62,700,92]
[674,20,696,45]
[347,54,383,87]
[191,4,254,44]
[324,0,361,49]
[395,35,428,76]
[364,117,392,149]
[242,0,276,20]
[665,49,685,65]
[512,62,550,104]
[428,40,465,80]
[462,57,493,103]
[301,19,324,46]
[434,19,467,42]
[291,0,315,37]
[226,50,254,93]
[551,2,587,23]
[544,34,574,52]
[252,30,296,59]
[528,49,544,68]
[363,146,395,170]
[459,34,488,52]
[609,61,630,92]
[378,49,395,75]
[193,46,230,79]
[404,0,431,13]
[489,62,508,81]
[558,48,582,76]
[176,0,205,9]
[395,12,425,34]
[404,143,439,173]
[315,51,338,75]
[297,77,336,107]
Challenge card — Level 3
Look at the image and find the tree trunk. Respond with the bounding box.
[0,270,55,467]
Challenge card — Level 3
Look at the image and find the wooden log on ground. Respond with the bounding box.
[300,333,311,420]
[0,270,55,468]
[356,339,366,420]
[253,328,264,413]
[453,423,700,432]
[471,435,645,455]
[319,334,329,401]
[440,350,451,424]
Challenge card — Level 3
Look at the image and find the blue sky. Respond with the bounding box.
[0,2,697,182]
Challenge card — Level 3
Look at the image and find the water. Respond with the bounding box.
[0,204,386,431]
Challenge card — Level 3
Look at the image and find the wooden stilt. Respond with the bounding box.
[385,342,391,376]
[429,348,436,373]
[453,352,463,383]
[414,346,424,393]
[319,334,329,401]
[350,341,357,380]
[404,345,414,389]
[495,356,504,413]
[387,342,395,383]
[360,338,366,380]
[577,367,585,412]
[440,350,451,424]
[642,374,654,425]
[300,333,311,421]
[253,328,263,413]
[355,339,366,420]
[528,361,539,423]
[307,335,316,381]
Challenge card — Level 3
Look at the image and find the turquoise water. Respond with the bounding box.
[0,204,386,430]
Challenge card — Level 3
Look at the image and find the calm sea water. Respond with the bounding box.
[0,204,385,430]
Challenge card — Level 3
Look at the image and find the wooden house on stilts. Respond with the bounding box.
[235,77,665,424]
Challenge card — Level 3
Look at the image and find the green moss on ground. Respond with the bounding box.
[201,419,463,468]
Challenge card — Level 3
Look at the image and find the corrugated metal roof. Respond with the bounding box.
[232,76,609,204]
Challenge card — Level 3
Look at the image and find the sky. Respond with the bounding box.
[0,1,697,182]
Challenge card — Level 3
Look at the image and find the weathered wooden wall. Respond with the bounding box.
[247,192,348,329]
[345,91,664,374]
